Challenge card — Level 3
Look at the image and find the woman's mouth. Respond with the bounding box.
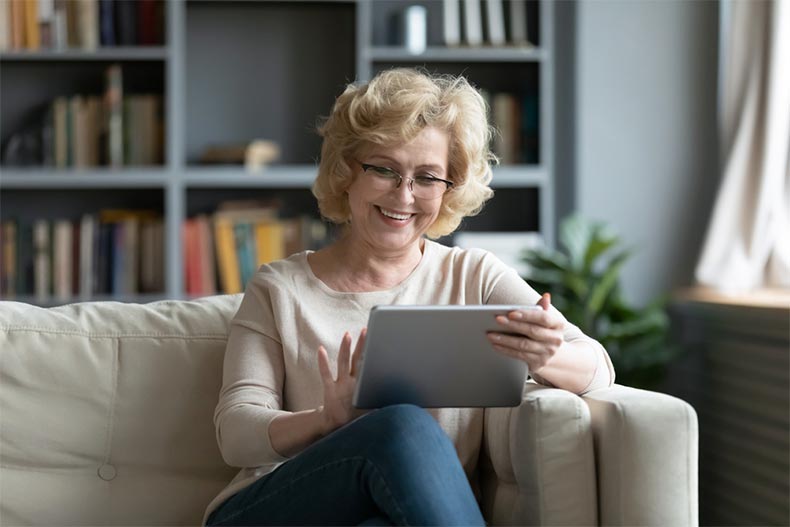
[376,206,415,221]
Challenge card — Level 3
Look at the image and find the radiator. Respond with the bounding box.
[669,293,789,526]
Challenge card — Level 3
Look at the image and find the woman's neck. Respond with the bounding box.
[310,236,425,293]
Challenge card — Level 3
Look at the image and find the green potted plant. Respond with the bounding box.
[522,214,677,390]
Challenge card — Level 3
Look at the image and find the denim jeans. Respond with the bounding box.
[206,404,485,526]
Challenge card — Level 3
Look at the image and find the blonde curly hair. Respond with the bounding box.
[312,68,496,238]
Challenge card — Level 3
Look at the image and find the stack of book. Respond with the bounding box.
[0,209,164,301]
[183,201,330,297]
[0,0,165,52]
[38,64,163,168]
[481,89,539,164]
[443,0,534,48]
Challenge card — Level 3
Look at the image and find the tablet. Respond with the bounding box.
[352,305,540,409]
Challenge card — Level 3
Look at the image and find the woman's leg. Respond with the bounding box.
[207,404,485,526]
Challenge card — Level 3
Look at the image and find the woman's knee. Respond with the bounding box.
[357,404,455,460]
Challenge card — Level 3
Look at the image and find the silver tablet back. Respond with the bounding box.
[353,305,534,408]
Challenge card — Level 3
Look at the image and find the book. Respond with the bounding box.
[137,0,158,45]
[492,92,520,164]
[23,0,39,50]
[234,222,256,288]
[53,220,73,300]
[463,0,482,46]
[443,0,460,47]
[485,0,505,46]
[213,216,242,295]
[254,220,285,265]
[104,64,123,167]
[1,221,17,297]
[64,0,78,48]
[183,218,200,295]
[139,218,163,293]
[115,0,136,46]
[0,0,9,51]
[33,219,51,300]
[69,96,87,167]
[79,214,95,297]
[76,0,98,51]
[509,0,530,46]
[195,215,217,296]
[10,0,25,50]
[99,0,115,46]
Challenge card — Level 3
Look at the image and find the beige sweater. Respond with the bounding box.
[204,240,614,521]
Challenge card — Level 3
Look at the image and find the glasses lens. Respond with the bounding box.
[411,177,446,199]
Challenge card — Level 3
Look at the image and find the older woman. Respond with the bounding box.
[204,68,614,526]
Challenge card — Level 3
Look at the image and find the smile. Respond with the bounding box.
[377,206,415,221]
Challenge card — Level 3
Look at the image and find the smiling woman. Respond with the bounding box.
[312,68,495,239]
[204,68,615,527]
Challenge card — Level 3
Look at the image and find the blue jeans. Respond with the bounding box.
[206,404,485,526]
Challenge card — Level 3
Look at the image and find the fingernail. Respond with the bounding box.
[488,333,502,342]
[510,311,523,320]
[496,315,508,324]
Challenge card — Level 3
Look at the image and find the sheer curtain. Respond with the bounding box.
[695,0,790,293]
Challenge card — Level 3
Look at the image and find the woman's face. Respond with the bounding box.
[345,126,450,255]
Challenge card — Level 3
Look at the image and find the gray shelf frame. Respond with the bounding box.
[0,0,555,304]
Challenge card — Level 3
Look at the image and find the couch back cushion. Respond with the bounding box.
[0,295,243,525]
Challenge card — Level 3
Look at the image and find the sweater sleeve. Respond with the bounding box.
[483,255,616,393]
[213,283,291,468]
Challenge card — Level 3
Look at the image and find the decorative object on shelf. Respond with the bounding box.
[403,5,427,55]
[387,5,427,55]
[521,214,677,389]
[198,140,280,173]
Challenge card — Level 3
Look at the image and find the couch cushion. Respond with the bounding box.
[0,295,242,526]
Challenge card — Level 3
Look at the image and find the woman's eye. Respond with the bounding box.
[414,176,440,186]
[373,167,398,178]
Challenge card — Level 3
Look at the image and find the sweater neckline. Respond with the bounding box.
[301,239,434,297]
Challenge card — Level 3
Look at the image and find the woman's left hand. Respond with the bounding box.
[486,293,565,375]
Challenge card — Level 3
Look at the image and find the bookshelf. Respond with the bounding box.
[0,0,554,305]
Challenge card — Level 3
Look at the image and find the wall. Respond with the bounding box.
[569,0,720,305]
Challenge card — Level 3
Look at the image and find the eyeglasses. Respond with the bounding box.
[359,162,454,200]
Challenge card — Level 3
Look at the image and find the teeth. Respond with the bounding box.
[379,207,412,221]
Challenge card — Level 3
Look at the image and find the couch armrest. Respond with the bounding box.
[583,385,699,527]
[481,383,598,526]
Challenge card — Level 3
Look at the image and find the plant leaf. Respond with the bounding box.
[586,249,632,314]
[559,214,594,272]
[584,226,619,273]
[522,248,569,271]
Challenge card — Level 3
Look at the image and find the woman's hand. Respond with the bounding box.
[487,293,565,375]
[317,328,367,433]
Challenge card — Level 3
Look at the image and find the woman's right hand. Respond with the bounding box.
[317,328,367,433]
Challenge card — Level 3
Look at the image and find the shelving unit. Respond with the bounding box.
[0,0,554,305]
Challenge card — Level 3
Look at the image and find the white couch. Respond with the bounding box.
[0,296,698,526]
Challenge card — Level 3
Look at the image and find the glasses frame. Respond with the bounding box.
[359,162,454,199]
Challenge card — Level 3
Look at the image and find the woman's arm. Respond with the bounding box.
[269,330,366,458]
[484,261,614,394]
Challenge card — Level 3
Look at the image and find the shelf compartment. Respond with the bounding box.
[0,189,166,300]
[185,1,356,165]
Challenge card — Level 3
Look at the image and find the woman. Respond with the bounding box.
[205,68,614,526]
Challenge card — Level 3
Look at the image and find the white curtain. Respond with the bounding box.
[695,0,790,293]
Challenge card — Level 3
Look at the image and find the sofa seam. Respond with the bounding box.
[0,327,229,339]
[100,339,120,474]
